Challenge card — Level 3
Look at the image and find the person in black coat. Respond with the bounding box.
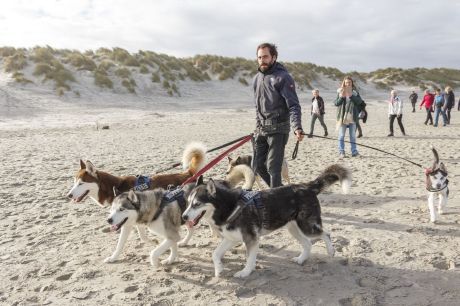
[444,86,455,124]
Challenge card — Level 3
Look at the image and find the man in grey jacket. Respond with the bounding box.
[253,42,304,188]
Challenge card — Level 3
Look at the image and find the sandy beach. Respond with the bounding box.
[1,99,460,305]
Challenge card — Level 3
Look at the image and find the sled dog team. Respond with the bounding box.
[67,143,448,278]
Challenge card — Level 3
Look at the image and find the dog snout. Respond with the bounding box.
[107,218,113,224]
[436,183,442,189]
[182,214,189,221]
[67,193,73,199]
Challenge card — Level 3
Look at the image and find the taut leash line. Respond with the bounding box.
[292,132,423,169]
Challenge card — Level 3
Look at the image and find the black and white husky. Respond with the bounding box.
[182,164,351,278]
[105,185,196,267]
[425,146,449,223]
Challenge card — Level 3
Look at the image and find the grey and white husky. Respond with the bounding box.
[105,185,197,267]
[425,146,449,223]
[183,164,351,278]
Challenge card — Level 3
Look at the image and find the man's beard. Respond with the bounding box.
[259,62,273,72]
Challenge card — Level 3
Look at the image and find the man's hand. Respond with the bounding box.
[295,129,304,141]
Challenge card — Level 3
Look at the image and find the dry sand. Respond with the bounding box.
[1,101,460,305]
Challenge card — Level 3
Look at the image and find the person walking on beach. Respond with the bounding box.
[387,90,405,136]
[444,86,455,124]
[253,42,303,187]
[433,88,447,127]
[409,90,418,112]
[307,89,328,137]
[419,89,434,125]
[335,76,364,158]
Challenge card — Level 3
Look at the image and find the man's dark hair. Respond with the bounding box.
[256,42,278,58]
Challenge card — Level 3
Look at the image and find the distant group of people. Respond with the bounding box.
[417,87,456,127]
[252,42,457,187]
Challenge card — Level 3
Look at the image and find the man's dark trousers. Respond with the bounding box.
[253,133,289,188]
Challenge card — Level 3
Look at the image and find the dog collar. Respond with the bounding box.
[426,179,449,192]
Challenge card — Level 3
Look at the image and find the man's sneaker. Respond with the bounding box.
[307,134,313,138]
[352,152,360,157]
[339,152,345,159]
[387,133,394,137]
[324,130,328,137]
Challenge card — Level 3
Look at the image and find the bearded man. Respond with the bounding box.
[252,42,303,187]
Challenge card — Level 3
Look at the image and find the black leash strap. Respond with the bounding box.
[291,141,299,160]
[207,134,253,153]
[154,134,253,174]
[293,132,424,169]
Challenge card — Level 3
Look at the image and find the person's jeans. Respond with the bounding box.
[253,133,289,188]
[309,113,327,135]
[433,107,447,126]
[338,123,357,155]
[424,108,433,125]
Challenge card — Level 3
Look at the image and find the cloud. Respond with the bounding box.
[0,0,459,71]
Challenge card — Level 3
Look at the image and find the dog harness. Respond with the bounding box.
[425,168,449,192]
[133,175,151,191]
[152,187,186,223]
[226,190,263,223]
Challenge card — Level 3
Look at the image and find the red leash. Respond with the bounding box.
[181,134,253,186]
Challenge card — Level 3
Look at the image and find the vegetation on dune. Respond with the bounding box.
[1,45,459,96]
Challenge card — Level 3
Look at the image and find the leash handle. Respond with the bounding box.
[181,134,253,186]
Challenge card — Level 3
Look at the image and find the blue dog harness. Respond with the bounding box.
[239,190,263,209]
[226,190,263,223]
[152,187,186,222]
[133,175,151,191]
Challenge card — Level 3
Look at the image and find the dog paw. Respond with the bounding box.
[291,256,306,265]
[438,210,444,215]
[104,256,117,263]
[233,269,252,278]
[161,257,175,265]
[214,263,224,277]
[177,240,188,247]
[150,258,159,268]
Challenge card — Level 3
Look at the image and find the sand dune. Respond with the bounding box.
[1,100,459,305]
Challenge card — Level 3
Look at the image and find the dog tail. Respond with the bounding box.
[306,164,351,195]
[182,142,207,174]
[431,145,439,166]
[226,164,256,190]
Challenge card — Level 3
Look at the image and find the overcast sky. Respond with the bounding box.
[1,0,459,72]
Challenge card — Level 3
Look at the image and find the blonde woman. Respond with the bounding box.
[334,76,364,158]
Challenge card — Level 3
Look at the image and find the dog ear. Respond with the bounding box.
[127,190,138,203]
[80,159,86,169]
[206,179,217,197]
[85,160,97,177]
[113,186,121,197]
[227,156,232,162]
[439,162,447,173]
[235,156,241,163]
[196,175,204,186]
